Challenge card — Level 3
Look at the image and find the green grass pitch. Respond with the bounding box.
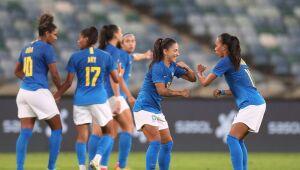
[0,152,299,170]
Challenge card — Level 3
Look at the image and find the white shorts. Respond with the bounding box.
[133,110,169,131]
[232,104,266,133]
[73,102,113,126]
[108,96,130,116]
[16,88,60,120]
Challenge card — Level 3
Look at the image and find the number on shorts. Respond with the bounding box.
[23,56,33,77]
[86,66,101,86]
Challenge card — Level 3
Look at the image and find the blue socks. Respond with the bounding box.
[239,140,248,170]
[118,132,132,168]
[96,135,113,156]
[88,135,101,162]
[48,129,62,170]
[101,139,114,166]
[146,140,161,170]
[76,142,86,166]
[159,141,173,170]
[16,128,33,170]
[227,135,248,170]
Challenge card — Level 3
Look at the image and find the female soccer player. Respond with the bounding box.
[197,33,266,170]
[113,33,152,170]
[53,26,119,170]
[14,13,62,170]
[133,38,196,170]
[87,24,124,170]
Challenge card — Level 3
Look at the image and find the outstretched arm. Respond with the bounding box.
[197,64,217,87]
[132,50,152,61]
[176,61,196,82]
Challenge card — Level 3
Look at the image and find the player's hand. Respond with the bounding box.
[127,96,136,108]
[53,91,61,103]
[213,89,221,98]
[144,50,153,59]
[114,97,121,114]
[181,89,190,97]
[197,64,206,73]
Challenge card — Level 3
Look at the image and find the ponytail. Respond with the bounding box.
[98,24,119,49]
[150,38,163,69]
[219,33,241,71]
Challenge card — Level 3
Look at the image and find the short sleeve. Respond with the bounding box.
[174,65,187,78]
[212,58,231,77]
[151,63,165,83]
[44,45,57,64]
[18,50,24,64]
[66,55,76,73]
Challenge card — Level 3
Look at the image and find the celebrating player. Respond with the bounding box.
[197,33,266,170]
[87,24,123,170]
[54,26,119,170]
[113,33,152,170]
[14,13,62,170]
[133,38,196,170]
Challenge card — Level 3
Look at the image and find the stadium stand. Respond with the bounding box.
[0,0,299,98]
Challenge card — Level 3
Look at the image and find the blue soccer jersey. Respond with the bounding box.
[66,47,115,106]
[18,40,57,91]
[103,44,120,98]
[119,49,133,98]
[212,56,265,109]
[133,61,187,114]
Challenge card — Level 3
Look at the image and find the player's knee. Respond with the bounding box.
[77,133,89,143]
[161,141,173,152]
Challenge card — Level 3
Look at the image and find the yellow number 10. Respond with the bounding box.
[23,56,33,77]
[86,66,101,86]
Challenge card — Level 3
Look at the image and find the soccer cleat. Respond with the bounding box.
[90,160,100,170]
[114,162,130,170]
[114,162,120,170]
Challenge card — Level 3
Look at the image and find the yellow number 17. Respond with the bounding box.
[86,66,101,86]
